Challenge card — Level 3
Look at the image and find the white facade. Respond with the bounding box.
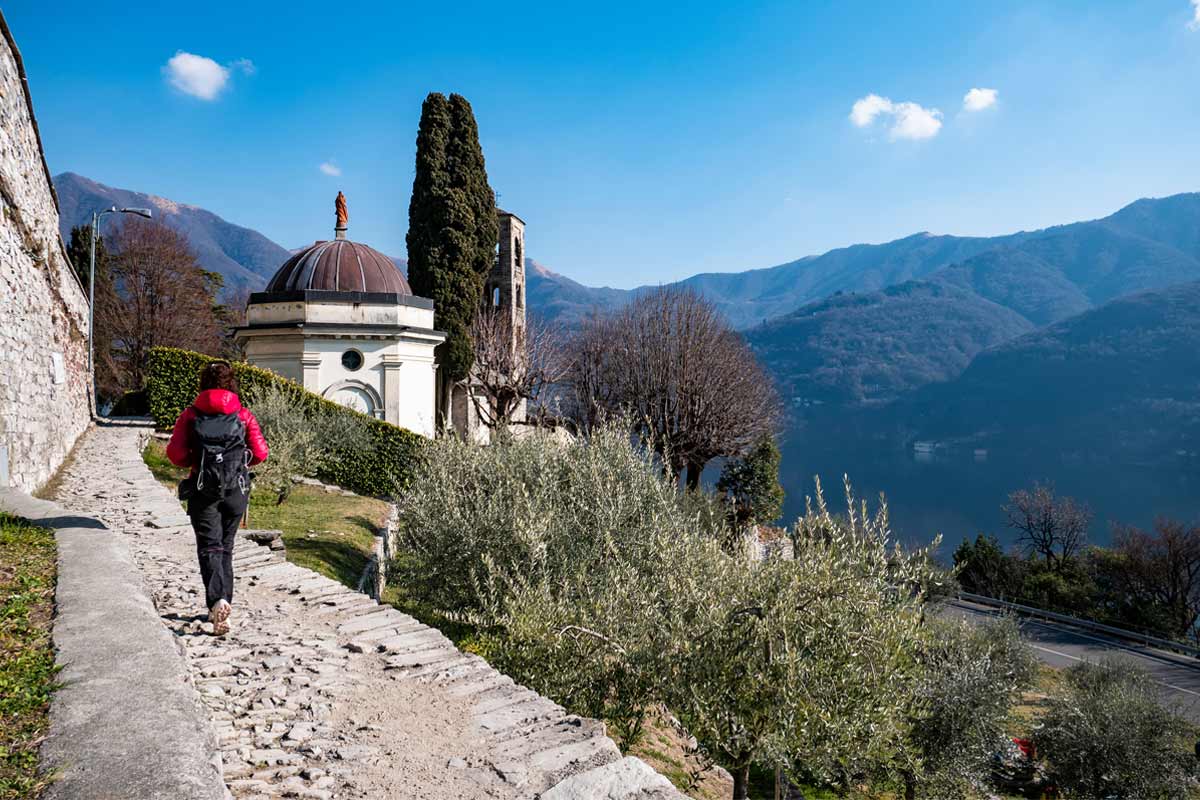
[238,294,443,438]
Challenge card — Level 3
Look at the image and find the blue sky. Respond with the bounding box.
[8,1,1200,288]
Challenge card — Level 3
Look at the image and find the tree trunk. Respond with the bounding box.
[731,762,750,800]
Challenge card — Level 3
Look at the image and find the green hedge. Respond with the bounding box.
[145,347,426,497]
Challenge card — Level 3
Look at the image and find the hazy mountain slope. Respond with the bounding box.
[908,280,1200,456]
[1103,192,1200,260]
[54,172,290,292]
[525,259,629,326]
[746,281,1035,405]
[532,193,1200,333]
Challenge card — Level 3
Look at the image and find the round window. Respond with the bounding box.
[341,349,364,371]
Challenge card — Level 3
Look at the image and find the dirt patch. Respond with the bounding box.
[329,654,519,799]
[626,707,732,800]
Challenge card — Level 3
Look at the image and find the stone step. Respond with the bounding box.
[471,686,542,715]
[474,698,563,739]
[491,717,604,760]
[526,736,622,788]
[382,646,462,670]
[389,654,478,680]
[375,628,449,654]
[337,609,410,637]
[540,757,679,800]
[446,671,515,699]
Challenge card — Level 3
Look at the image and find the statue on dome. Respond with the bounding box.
[335,191,348,228]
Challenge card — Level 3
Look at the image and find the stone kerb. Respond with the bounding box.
[0,487,226,800]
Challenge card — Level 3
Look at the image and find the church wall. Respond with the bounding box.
[0,19,91,491]
[302,337,437,438]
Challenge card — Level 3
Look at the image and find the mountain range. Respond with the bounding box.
[52,170,1200,537]
[54,172,292,291]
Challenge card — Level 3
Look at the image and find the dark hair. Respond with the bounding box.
[199,362,239,394]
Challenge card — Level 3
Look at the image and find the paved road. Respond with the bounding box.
[945,599,1200,723]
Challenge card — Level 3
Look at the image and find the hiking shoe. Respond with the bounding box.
[209,600,231,636]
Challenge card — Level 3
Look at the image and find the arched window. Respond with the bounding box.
[493,286,501,307]
[514,237,523,270]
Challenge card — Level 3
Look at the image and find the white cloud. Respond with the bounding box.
[164,52,229,100]
[850,93,942,140]
[1190,0,1200,30]
[850,94,894,127]
[163,51,254,100]
[963,87,998,112]
[319,162,342,176]
[889,102,943,140]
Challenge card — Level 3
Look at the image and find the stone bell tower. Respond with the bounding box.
[486,209,526,334]
[451,208,528,442]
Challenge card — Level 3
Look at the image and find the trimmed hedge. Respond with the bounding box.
[145,347,426,497]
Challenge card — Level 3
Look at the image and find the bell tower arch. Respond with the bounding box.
[486,209,526,335]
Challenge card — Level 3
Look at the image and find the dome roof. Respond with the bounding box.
[266,239,411,295]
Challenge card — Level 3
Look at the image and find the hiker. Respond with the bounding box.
[166,362,269,635]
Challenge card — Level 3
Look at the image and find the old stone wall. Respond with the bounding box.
[0,14,91,491]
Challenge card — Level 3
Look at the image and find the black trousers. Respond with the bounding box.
[187,491,249,611]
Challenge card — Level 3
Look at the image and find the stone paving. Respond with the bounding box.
[51,422,680,800]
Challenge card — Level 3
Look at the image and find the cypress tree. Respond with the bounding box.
[66,224,108,289]
[406,92,497,428]
[717,434,786,528]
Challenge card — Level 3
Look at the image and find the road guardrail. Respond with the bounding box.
[956,591,1200,660]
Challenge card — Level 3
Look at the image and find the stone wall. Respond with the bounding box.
[0,13,91,491]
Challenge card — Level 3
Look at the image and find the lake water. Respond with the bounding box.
[777,416,1199,562]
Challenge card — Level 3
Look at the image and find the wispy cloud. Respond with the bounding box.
[850,94,943,140]
[319,162,342,176]
[1190,0,1200,30]
[962,87,998,112]
[163,51,253,100]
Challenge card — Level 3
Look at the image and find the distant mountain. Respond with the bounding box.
[54,172,291,293]
[747,194,1200,405]
[525,259,628,327]
[747,281,1035,406]
[907,280,1200,459]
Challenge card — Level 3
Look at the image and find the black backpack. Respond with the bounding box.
[192,409,250,499]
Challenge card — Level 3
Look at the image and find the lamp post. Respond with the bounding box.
[89,206,152,417]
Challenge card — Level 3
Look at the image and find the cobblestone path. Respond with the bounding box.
[52,423,677,800]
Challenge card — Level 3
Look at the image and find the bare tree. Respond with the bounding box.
[97,218,223,397]
[1002,483,1091,571]
[1110,519,1200,641]
[567,286,779,488]
[217,285,253,360]
[470,310,570,430]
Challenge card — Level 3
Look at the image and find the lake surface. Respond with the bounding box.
[777,415,1199,562]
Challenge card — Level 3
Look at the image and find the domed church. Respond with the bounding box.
[235,194,445,437]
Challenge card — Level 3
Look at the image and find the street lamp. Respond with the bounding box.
[89,206,152,417]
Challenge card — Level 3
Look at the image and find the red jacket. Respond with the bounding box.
[166,389,269,472]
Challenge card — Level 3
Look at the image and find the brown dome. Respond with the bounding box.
[266,239,411,295]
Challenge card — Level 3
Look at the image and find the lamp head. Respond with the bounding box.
[120,207,153,219]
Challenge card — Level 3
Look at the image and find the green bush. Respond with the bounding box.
[904,617,1038,798]
[1035,659,1198,799]
[145,346,425,497]
[394,426,941,797]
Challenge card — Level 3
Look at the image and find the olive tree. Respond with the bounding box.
[1035,659,1198,799]
[244,385,369,504]
[902,617,1038,798]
